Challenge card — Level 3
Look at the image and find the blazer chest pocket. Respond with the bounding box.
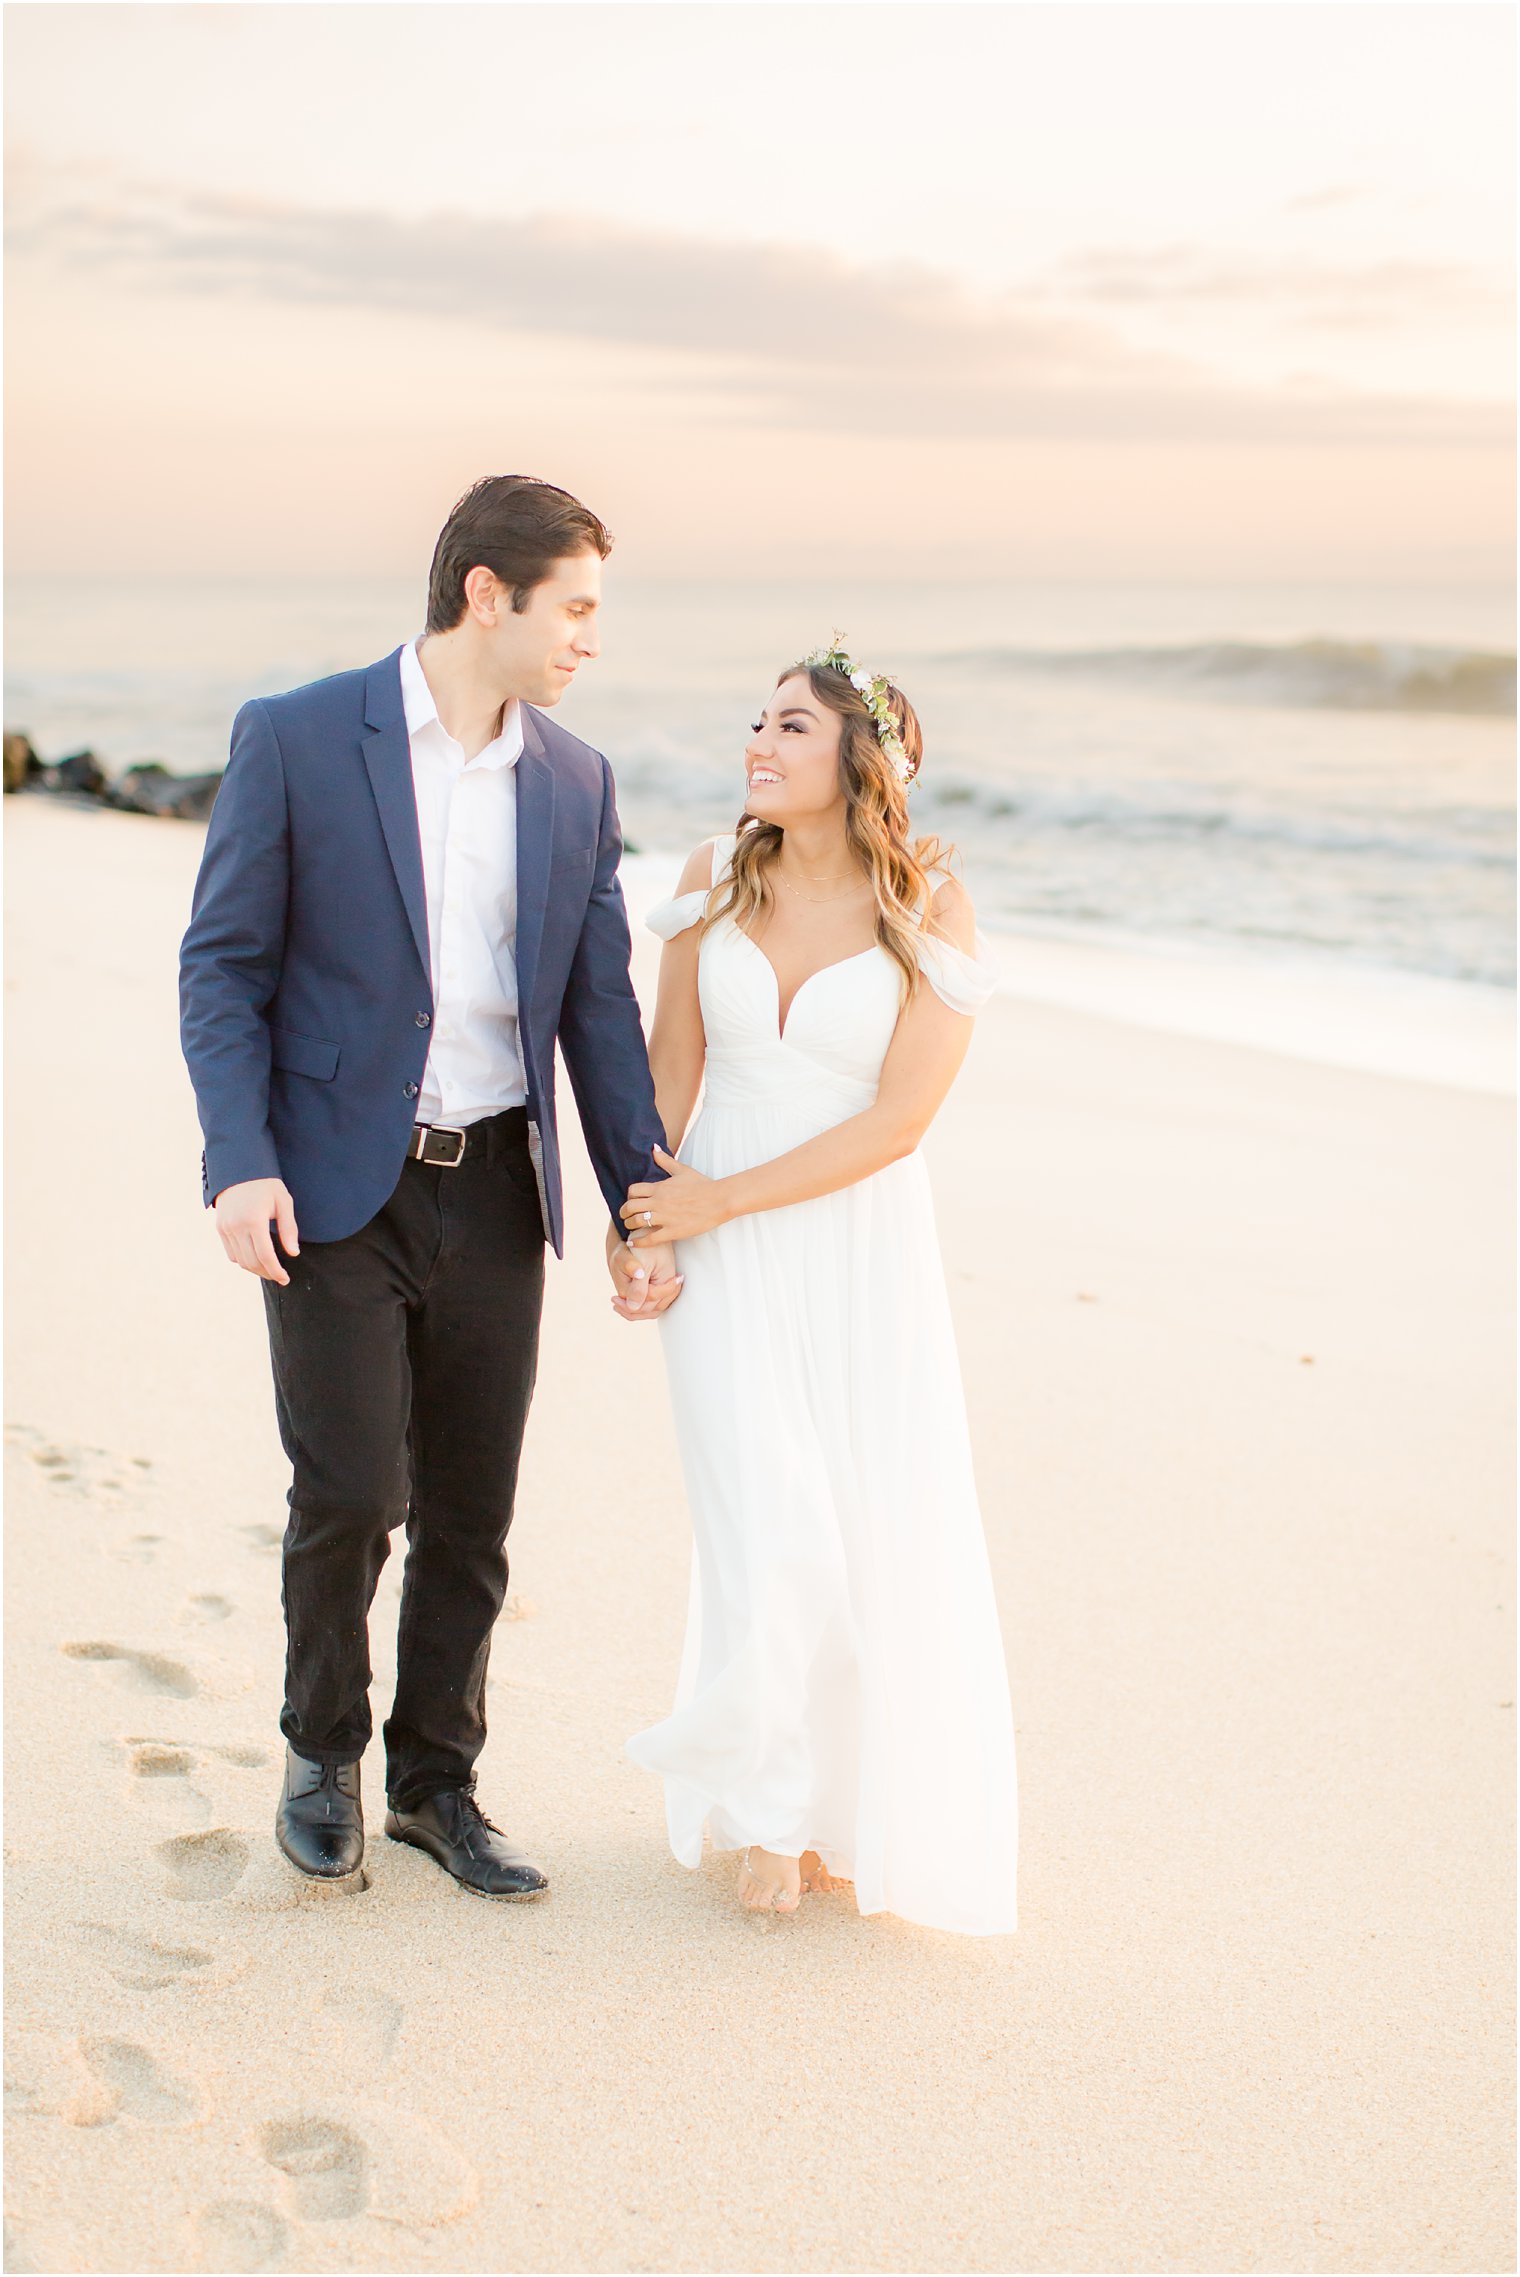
[270,1025,340,1082]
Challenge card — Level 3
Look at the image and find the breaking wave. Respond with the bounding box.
[906,780,1512,866]
[951,637,1516,717]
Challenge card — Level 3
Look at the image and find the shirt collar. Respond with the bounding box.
[399,637,524,771]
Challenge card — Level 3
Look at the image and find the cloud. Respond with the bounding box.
[1284,183,1367,213]
[7,169,1511,451]
[1031,241,1510,330]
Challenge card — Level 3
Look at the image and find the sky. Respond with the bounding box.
[3,1,1515,585]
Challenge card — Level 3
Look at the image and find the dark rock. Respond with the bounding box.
[104,763,223,822]
[3,737,41,801]
[40,748,110,797]
[6,730,222,819]
[3,732,40,793]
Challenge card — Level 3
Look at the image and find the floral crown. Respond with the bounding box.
[802,633,915,784]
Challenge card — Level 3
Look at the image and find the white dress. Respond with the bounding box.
[625,839,1019,1935]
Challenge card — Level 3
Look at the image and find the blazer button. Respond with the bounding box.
[403,1081,419,1098]
[415,1011,431,1027]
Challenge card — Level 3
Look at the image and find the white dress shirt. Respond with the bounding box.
[398,636,528,1127]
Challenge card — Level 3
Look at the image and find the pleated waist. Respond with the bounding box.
[699,1046,877,1119]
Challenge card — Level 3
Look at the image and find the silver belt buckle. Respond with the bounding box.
[417,1122,468,1167]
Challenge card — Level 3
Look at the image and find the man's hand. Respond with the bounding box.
[606,1222,683,1322]
[214,1178,300,1284]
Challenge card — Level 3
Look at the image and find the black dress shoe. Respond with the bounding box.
[384,1789,548,1900]
[275,1745,364,1881]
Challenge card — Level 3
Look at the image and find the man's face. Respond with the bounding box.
[485,551,603,706]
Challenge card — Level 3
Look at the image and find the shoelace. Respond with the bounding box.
[457,1792,505,1839]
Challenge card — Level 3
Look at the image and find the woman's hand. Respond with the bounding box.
[605,1220,684,1320]
[622,1146,730,1246]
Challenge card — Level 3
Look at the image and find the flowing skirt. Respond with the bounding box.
[625,1093,1018,1936]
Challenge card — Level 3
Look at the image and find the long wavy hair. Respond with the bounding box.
[703,661,954,1000]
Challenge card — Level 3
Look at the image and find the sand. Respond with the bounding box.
[4,793,1514,2275]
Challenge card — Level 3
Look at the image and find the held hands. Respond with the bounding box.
[622,1146,729,1248]
[216,1174,689,1317]
[214,1178,300,1283]
[606,1221,684,1323]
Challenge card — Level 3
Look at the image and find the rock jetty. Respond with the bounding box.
[2,732,222,820]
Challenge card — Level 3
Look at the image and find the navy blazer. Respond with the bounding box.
[179,645,666,1254]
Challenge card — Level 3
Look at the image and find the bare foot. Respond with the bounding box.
[799,1850,835,1894]
[738,1846,802,1913]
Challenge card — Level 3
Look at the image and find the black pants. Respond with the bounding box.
[262,1109,545,1809]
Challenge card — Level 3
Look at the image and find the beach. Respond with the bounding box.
[4,791,1514,2273]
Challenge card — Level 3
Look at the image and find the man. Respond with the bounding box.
[180,475,680,1899]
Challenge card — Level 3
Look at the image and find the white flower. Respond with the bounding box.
[850,668,873,693]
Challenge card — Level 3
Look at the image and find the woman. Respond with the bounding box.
[618,640,1018,1934]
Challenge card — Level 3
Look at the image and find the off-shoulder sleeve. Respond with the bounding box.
[915,927,1000,1015]
[645,887,709,941]
[644,834,736,942]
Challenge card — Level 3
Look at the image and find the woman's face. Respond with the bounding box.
[744,673,847,826]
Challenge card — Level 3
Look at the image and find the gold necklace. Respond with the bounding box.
[774,861,868,905]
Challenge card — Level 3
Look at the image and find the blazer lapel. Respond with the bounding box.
[514,705,556,1017]
[361,648,431,983]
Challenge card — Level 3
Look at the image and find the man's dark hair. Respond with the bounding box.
[425,475,613,633]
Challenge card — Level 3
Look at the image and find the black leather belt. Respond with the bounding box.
[406,1107,528,1168]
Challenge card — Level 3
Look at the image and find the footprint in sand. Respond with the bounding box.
[78,2038,200,2125]
[125,1740,196,1779]
[256,2104,476,2229]
[75,1923,214,1993]
[117,1737,265,1829]
[5,1423,154,1505]
[157,1830,250,1902]
[60,1641,198,1698]
[5,2032,118,2128]
[178,1592,235,1626]
[109,1532,164,1565]
[259,2117,369,2221]
[123,1735,271,1777]
[5,1421,164,1559]
[241,1524,284,1556]
[193,2201,290,2273]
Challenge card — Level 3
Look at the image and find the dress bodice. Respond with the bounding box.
[645,837,998,1119]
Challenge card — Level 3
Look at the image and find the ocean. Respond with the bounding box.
[6,574,1514,1088]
